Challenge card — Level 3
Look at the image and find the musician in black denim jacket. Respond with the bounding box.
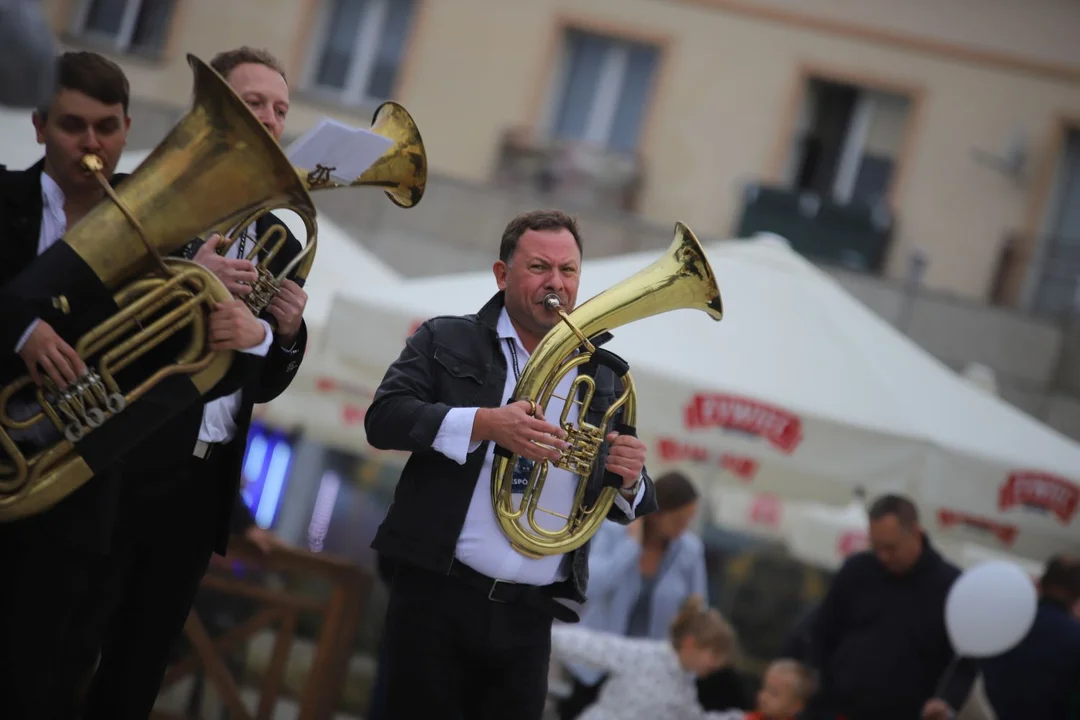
[364,209,658,720]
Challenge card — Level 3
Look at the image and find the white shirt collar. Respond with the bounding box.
[40,171,65,213]
[496,306,525,345]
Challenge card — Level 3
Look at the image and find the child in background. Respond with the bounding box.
[549,595,746,720]
[744,659,816,720]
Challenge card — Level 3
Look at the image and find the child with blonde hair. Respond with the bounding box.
[550,595,746,720]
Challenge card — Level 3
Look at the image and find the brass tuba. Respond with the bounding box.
[490,222,724,558]
[209,100,428,316]
[0,54,317,522]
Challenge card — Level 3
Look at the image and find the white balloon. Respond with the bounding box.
[945,560,1038,658]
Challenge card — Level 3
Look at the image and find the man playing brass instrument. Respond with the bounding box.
[365,209,658,719]
[77,46,309,718]
[0,50,269,719]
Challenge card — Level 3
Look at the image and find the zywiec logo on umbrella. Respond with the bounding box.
[683,393,803,454]
[655,436,760,482]
[937,508,1019,546]
[998,471,1080,525]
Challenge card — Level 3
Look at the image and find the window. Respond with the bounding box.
[308,0,416,106]
[72,0,175,57]
[785,78,912,208]
[1028,128,1080,316]
[545,29,660,155]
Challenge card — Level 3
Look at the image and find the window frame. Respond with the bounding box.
[70,0,175,57]
[538,19,669,156]
[770,64,925,213]
[302,0,417,109]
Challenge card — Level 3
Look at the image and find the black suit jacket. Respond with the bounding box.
[122,211,308,555]
[364,291,658,608]
[0,160,130,549]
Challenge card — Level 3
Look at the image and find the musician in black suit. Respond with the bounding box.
[0,51,269,719]
[78,46,310,719]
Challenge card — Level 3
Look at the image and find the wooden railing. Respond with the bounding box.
[152,536,369,720]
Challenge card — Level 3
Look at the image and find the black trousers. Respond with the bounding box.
[79,450,227,720]
[382,561,556,720]
[0,470,121,720]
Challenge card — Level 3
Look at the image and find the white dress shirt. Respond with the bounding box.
[197,223,273,444]
[14,173,271,445]
[431,307,644,587]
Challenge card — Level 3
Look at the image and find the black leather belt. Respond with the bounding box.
[447,560,579,623]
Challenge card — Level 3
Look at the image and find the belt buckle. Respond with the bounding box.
[488,578,508,603]
[193,440,212,459]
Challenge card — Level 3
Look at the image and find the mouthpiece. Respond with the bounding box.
[80,154,104,174]
[543,294,562,311]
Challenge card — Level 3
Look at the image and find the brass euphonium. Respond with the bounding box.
[0,54,317,522]
[209,100,428,316]
[491,222,724,558]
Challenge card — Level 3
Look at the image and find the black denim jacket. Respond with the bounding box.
[365,291,658,605]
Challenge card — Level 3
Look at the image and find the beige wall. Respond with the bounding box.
[43,0,1080,300]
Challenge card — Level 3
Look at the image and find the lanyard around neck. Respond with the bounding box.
[505,338,522,382]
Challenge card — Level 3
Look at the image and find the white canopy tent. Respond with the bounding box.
[317,233,1080,563]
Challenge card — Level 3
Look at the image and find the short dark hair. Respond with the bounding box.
[1040,554,1080,603]
[654,472,699,512]
[210,46,287,84]
[868,493,919,530]
[39,51,130,117]
[499,209,583,264]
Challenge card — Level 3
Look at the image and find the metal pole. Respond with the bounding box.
[898,249,928,335]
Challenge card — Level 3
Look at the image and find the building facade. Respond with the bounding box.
[42,0,1080,308]
[35,0,1080,440]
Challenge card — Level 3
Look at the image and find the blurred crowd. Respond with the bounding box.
[533,476,1079,720]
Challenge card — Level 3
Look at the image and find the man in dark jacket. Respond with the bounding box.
[364,209,659,720]
[980,554,1080,720]
[808,494,976,720]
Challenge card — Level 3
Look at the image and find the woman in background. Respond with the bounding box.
[557,472,749,718]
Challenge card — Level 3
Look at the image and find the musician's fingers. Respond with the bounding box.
[39,355,68,389]
[606,443,641,459]
[528,416,565,438]
[279,282,305,303]
[49,347,81,386]
[209,319,231,343]
[265,303,286,323]
[528,429,568,453]
[604,458,639,479]
[519,442,560,464]
[58,341,86,376]
[232,266,258,283]
[604,453,638,470]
